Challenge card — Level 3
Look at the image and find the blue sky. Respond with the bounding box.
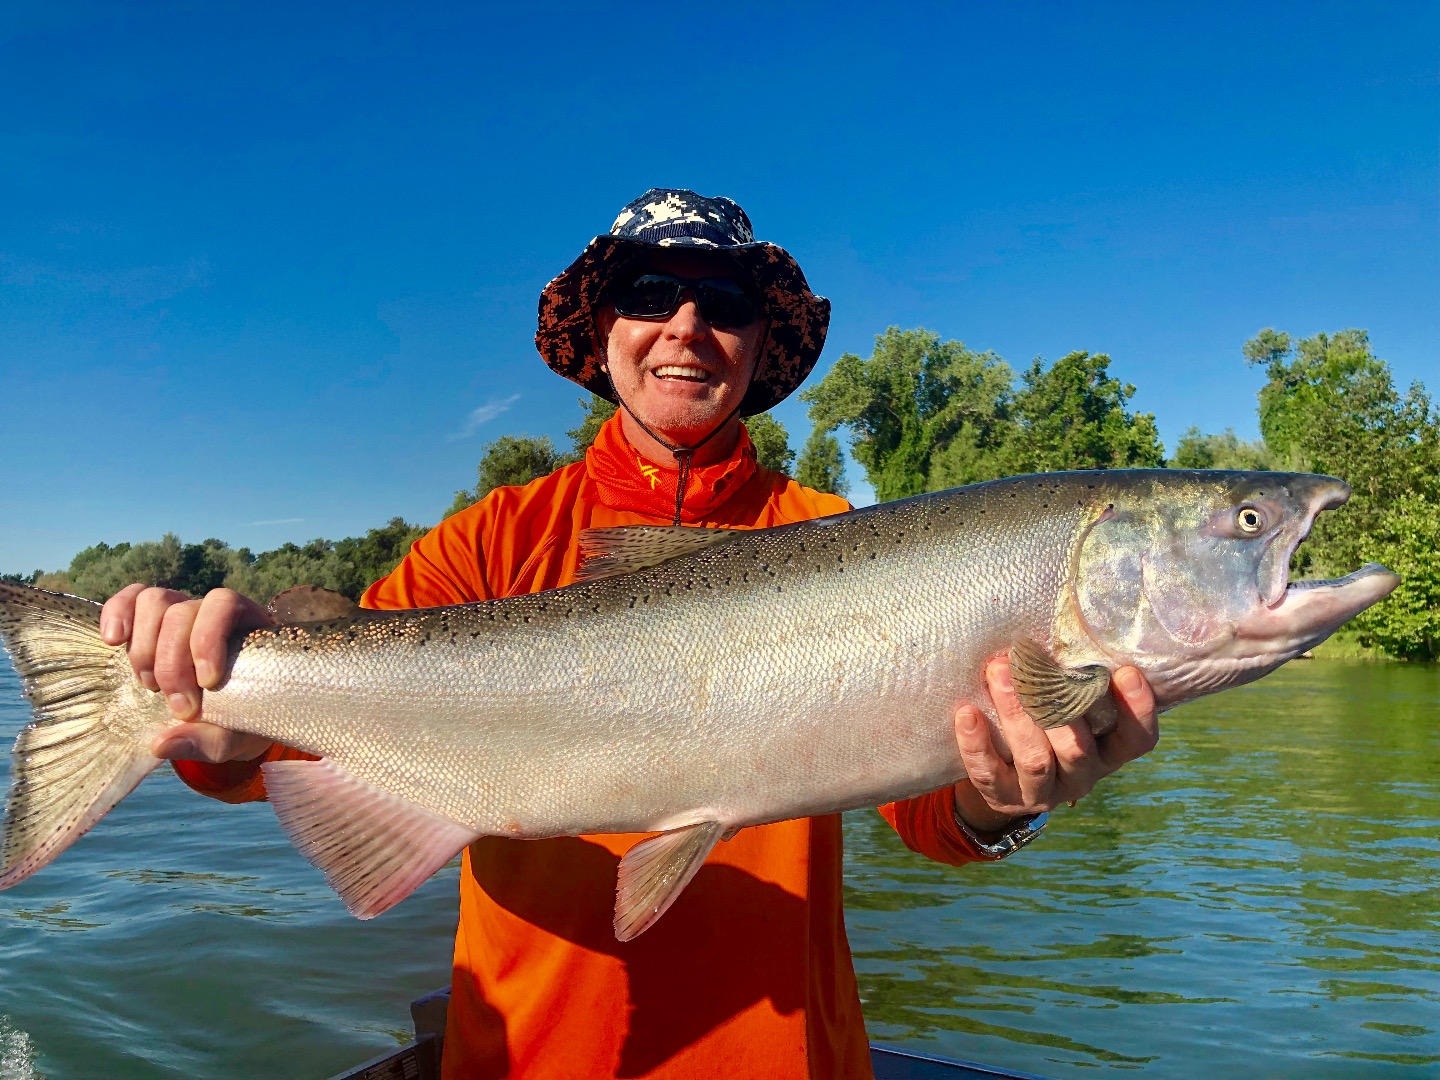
[1,1,1435,575]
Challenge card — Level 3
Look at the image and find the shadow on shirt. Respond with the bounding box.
[472,832,813,1076]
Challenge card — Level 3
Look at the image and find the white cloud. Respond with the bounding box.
[244,517,305,527]
[449,394,521,440]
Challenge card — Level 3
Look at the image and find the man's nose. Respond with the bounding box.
[664,292,709,339]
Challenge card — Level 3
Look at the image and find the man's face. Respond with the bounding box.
[597,250,766,445]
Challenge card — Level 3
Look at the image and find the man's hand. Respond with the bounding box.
[953,652,1159,836]
[100,585,276,764]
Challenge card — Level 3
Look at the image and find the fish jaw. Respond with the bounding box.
[1236,562,1399,658]
[1142,563,1399,706]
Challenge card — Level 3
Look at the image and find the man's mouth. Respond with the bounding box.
[653,365,711,383]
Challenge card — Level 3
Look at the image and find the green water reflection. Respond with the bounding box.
[845,659,1440,1076]
[0,660,1434,1077]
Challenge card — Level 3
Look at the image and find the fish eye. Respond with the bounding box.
[1236,506,1265,534]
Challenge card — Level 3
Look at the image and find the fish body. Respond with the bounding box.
[0,470,1399,938]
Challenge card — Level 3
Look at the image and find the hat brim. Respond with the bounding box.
[535,235,830,416]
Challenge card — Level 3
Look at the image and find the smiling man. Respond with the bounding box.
[100,189,1159,1079]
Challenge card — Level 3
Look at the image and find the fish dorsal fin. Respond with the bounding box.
[267,585,361,625]
[261,758,479,919]
[576,526,739,582]
[613,820,724,941]
[1008,639,1116,735]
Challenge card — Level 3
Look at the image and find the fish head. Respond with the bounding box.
[1069,471,1398,707]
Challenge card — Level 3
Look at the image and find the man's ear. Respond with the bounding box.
[595,307,617,354]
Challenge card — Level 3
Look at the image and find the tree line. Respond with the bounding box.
[6,326,1434,659]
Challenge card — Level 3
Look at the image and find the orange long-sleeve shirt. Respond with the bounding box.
[177,413,994,1079]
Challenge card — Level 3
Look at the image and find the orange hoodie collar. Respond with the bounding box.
[585,411,758,523]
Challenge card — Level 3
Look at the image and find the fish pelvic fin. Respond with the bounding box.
[261,758,479,919]
[614,820,724,942]
[1008,638,1118,736]
[0,582,164,889]
[576,526,738,581]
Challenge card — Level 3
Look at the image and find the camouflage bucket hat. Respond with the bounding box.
[535,188,831,416]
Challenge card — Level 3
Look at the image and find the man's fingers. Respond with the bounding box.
[1100,666,1160,771]
[985,653,1059,805]
[152,721,272,764]
[127,587,192,692]
[189,588,273,689]
[954,704,1023,822]
[99,583,147,646]
[153,600,204,718]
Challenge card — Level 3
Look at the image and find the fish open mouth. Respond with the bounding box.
[1260,478,1350,609]
[1245,476,1398,646]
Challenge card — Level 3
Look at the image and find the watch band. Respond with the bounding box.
[954,809,1048,859]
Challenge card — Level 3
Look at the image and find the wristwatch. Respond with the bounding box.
[954,809,1049,859]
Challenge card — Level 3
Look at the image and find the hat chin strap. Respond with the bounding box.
[605,374,745,527]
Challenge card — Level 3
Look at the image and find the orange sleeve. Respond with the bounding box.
[360,498,501,609]
[877,788,995,867]
[171,742,313,804]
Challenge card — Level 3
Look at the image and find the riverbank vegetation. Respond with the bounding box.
[6,327,1434,659]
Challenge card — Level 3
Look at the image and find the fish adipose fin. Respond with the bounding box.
[261,758,479,919]
[0,583,163,890]
[576,526,739,581]
[614,820,724,941]
[267,585,361,625]
[1008,639,1117,736]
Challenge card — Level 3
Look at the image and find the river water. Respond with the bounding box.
[0,659,1436,1078]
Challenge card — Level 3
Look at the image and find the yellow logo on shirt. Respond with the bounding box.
[636,456,662,490]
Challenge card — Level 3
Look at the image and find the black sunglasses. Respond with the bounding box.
[608,272,762,329]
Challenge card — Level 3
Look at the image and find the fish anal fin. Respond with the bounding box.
[577,526,738,582]
[267,585,361,625]
[261,759,478,919]
[613,820,723,941]
[1008,639,1113,733]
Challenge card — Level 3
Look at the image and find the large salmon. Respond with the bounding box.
[0,470,1398,938]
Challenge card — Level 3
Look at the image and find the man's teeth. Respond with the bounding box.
[654,366,709,381]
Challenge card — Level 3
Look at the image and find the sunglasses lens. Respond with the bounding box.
[612,274,683,318]
[695,280,759,328]
[611,273,760,327]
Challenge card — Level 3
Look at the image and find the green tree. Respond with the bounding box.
[795,428,849,497]
[801,327,1015,500]
[565,394,618,459]
[1169,427,1276,470]
[745,412,795,475]
[67,534,186,600]
[1350,491,1440,660]
[1004,351,1165,473]
[1243,328,1439,657]
[446,435,565,518]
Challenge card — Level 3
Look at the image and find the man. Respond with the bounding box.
[101,189,1158,1078]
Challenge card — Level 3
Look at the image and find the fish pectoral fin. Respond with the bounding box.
[576,526,739,581]
[267,585,361,625]
[613,820,724,942]
[261,759,479,920]
[1007,639,1113,732]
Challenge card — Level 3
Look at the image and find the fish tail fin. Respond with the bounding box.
[0,582,164,889]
